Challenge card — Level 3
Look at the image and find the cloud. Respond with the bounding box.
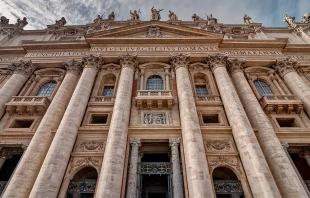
[0,0,309,30]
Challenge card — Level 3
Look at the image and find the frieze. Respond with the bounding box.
[0,57,22,62]
[204,140,233,152]
[223,51,282,56]
[90,46,219,52]
[25,52,87,57]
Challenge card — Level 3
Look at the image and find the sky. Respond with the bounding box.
[0,0,309,30]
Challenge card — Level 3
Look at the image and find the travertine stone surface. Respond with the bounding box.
[208,53,281,197]
[229,58,308,198]
[126,138,141,198]
[28,55,101,198]
[169,138,184,198]
[2,60,82,198]
[171,53,214,198]
[0,60,35,118]
[96,54,137,198]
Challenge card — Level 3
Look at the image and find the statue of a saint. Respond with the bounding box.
[168,10,178,21]
[243,14,253,24]
[130,9,140,20]
[55,17,66,27]
[301,13,310,23]
[93,15,103,24]
[206,14,217,24]
[15,17,28,29]
[191,14,203,21]
[0,16,9,25]
[108,11,115,20]
[151,6,163,21]
[283,14,296,28]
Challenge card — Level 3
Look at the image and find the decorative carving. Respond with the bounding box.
[8,60,36,78]
[243,14,254,24]
[15,17,28,30]
[205,140,231,151]
[55,17,66,27]
[93,15,103,24]
[69,156,101,174]
[214,180,243,194]
[281,142,289,149]
[0,16,9,25]
[80,141,105,151]
[206,14,218,25]
[130,138,141,147]
[301,13,310,23]
[82,54,104,71]
[63,59,83,76]
[145,25,163,37]
[206,53,228,72]
[0,147,23,159]
[144,113,166,125]
[208,155,242,175]
[227,58,245,75]
[170,53,190,71]
[118,53,138,70]
[284,14,296,28]
[108,11,115,20]
[192,14,204,21]
[274,57,299,77]
[169,138,180,147]
[130,9,140,20]
[138,162,172,174]
[283,14,309,36]
[151,6,163,21]
[168,11,178,21]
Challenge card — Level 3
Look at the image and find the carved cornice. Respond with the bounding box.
[8,60,36,78]
[63,59,83,76]
[206,53,228,72]
[118,53,138,70]
[274,57,300,77]
[227,58,245,75]
[82,54,104,71]
[170,53,190,71]
[169,138,180,147]
[129,138,141,147]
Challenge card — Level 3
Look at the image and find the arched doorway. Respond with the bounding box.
[212,167,244,198]
[66,167,98,198]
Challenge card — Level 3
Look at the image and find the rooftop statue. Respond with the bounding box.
[168,10,178,21]
[151,6,163,21]
[283,14,296,28]
[108,11,115,20]
[192,14,203,21]
[130,9,140,20]
[0,16,9,25]
[55,17,66,27]
[301,13,310,23]
[15,17,28,29]
[93,15,103,24]
[206,14,217,24]
[243,14,254,24]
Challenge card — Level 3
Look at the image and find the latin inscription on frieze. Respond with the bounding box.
[289,55,310,60]
[0,57,22,62]
[25,52,87,57]
[90,46,219,52]
[222,51,283,56]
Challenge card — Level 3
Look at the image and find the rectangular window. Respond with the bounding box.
[276,118,298,127]
[10,120,34,128]
[195,85,208,96]
[90,114,108,124]
[202,114,219,123]
[102,86,114,96]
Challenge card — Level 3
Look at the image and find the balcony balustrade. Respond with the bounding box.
[135,90,174,109]
[5,96,51,115]
[88,96,115,107]
[213,180,244,195]
[67,179,96,194]
[259,95,304,114]
[195,95,222,106]
[138,162,172,175]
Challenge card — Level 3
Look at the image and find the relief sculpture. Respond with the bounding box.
[144,113,166,124]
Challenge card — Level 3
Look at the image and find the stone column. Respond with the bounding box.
[140,68,145,90]
[165,67,170,90]
[169,138,184,198]
[299,149,310,167]
[274,57,310,116]
[2,60,83,198]
[208,53,281,197]
[0,60,36,119]
[28,55,102,198]
[228,58,308,198]
[96,54,138,198]
[170,53,214,198]
[126,138,141,198]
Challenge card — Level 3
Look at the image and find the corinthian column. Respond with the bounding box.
[170,53,214,198]
[274,57,310,116]
[96,54,138,198]
[208,53,281,197]
[0,60,36,118]
[2,60,83,198]
[169,138,184,198]
[28,55,102,198]
[126,138,141,198]
[228,58,308,198]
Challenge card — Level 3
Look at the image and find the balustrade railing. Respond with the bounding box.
[196,95,221,101]
[138,162,172,175]
[136,90,173,97]
[90,96,115,102]
[213,180,244,194]
[67,179,97,194]
[262,95,298,101]
[0,181,7,195]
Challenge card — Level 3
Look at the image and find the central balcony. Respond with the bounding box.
[5,96,51,115]
[195,95,223,106]
[259,95,304,114]
[88,96,115,106]
[135,90,174,109]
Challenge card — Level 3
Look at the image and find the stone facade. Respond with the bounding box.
[0,12,310,198]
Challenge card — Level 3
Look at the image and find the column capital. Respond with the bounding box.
[227,58,246,75]
[274,57,300,77]
[169,138,180,147]
[82,54,104,72]
[299,149,310,159]
[170,53,190,71]
[118,53,138,70]
[281,142,289,149]
[206,53,228,72]
[8,60,36,78]
[63,59,83,76]
[129,138,141,147]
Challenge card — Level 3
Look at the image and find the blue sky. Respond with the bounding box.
[0,0,309,30]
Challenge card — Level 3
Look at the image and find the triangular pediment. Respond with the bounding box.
[85,21,223,44]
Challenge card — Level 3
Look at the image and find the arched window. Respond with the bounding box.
[146,75,163,90]
[254,80,273,96]
[36,81,57,97]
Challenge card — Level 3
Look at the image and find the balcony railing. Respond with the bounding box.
[89,96,115,102]
[67,179,97,194]
[0,181,7,195]
[259,94,303,114]
[6,96,51,115]
[135,90,174,109]
[213,180,244,194]
[195,95,222,106]
[138,162,172,175]
[137,90,173,97]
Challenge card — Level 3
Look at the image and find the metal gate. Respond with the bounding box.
[137,162,173,198]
